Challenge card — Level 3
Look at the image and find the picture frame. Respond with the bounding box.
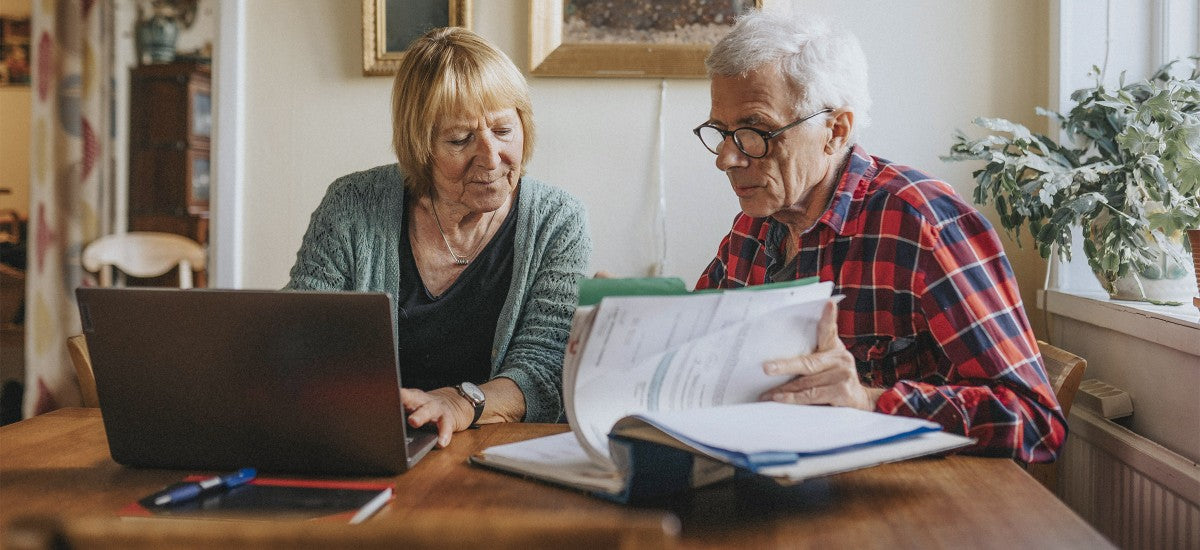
[362,0,473,76]
[530,0,764,78]
[0,17,31,86]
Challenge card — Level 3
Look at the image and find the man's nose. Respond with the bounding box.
[715,136,748,172]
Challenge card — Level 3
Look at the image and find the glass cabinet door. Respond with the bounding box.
[189,153,210,209]
[192,91,212,138]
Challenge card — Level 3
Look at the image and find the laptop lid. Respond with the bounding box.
[75,287,436,476]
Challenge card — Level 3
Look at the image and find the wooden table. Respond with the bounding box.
[0,408,1113,549]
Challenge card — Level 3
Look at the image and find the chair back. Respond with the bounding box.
[1037,340,1087,418]
[81,232,206,288]
[67,335,98,408]
[1027,340,1087,492]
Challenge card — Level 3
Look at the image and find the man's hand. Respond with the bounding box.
[759,299,885,411]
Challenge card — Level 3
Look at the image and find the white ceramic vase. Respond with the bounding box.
[1103,233,1198,304]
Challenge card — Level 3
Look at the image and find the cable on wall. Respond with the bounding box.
[1101,0,1112,79]
[1158,0,1171,66]
[652,79,669,277]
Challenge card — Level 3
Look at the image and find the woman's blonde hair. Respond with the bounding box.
[391,27,535,197]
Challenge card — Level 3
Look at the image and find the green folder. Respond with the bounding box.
[577,276,819,306]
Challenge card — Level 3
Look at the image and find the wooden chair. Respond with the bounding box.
[81,231,206,288]
[74,232,205,406]
[67,335,98,408]
[3,509,680,550]
[1027,340,1087,492]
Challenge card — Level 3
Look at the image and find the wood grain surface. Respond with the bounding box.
[0,408,1113,549]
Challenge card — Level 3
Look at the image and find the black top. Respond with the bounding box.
[394,194,518,391]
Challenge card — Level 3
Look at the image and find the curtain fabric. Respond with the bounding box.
[25,0,113,417]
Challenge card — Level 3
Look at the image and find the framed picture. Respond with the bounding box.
[362,0,473,76]
[531,0,765,78]
[0,17,31,86]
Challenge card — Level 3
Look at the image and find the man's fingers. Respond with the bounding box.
[759,367,843,403]
[772,367,846,395]
[817,299,841,352]
[764,348,845,377]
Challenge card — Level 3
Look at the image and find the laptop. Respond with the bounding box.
[75,287,437,476]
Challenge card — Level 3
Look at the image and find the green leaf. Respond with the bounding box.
[945,58,1199,283]
[974,117,1034,141]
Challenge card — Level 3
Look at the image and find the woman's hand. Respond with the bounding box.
[400,387,476,448]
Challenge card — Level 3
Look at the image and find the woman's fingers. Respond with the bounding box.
[401,388,456,447]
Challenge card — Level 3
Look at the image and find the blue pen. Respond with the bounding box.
[152,467,257,506]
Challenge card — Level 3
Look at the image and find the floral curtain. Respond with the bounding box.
[24,0,113,417]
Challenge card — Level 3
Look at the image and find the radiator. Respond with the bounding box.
[1056,406,1200,549]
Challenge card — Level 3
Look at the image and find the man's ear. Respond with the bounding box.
[824,110,855,154]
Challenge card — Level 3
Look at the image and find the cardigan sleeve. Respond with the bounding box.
[495,196,591,422]
[285,179,356,291]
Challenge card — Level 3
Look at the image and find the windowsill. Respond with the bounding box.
[1038,289,1200,356]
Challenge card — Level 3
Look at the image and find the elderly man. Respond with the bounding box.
[692,10,1065,463]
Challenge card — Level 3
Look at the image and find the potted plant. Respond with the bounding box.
[946,60,1200,304]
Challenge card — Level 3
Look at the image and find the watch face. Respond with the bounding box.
[459,382,485,403]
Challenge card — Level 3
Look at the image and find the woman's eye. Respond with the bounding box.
[493,127,512,137]
[448,135,471,146]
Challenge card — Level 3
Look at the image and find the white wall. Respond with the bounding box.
[239,0,1050,334]
[0,87,30,216]
[0,0,31,217]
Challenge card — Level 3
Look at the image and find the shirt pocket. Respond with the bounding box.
[850,335,918,387]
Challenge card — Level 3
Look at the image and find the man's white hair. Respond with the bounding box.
[706,10,871,142]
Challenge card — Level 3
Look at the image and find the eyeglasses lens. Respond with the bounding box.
[696,126,766,158]
[732,129,766,157]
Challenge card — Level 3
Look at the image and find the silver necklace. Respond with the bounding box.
[430,199,498,266]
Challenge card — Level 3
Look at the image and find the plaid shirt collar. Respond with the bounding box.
[815,144,879,237]
[762,145,878,279]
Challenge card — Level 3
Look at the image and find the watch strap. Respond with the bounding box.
[456,383,485,428]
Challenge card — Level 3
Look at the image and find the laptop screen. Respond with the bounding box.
[76,287,435,475]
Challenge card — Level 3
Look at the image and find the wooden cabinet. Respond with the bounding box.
[127,62,210,286]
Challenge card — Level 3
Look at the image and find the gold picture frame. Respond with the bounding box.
[362,0,473,76]
[530,0,764,78]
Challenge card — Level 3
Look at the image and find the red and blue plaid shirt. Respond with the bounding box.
[696,145,1066,463]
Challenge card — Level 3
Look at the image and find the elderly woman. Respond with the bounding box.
[286,28,590,447]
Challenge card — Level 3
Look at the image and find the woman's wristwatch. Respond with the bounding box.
[455,382,485,428]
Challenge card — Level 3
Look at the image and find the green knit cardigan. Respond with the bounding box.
[285,164,591,422]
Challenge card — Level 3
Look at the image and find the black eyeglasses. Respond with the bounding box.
[692,108,833,158]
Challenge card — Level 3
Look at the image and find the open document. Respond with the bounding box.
[470,277,973,503]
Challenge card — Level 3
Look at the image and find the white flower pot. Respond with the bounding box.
[1103,234,1198,304]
